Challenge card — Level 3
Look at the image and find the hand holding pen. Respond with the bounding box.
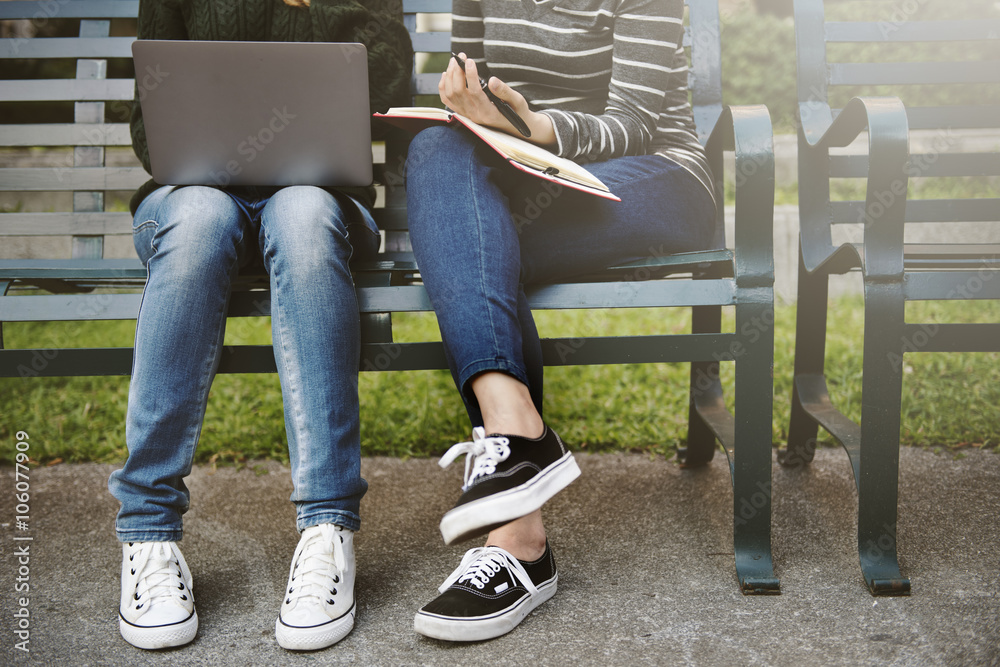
[438,52,556,146]
[448,53,532,138]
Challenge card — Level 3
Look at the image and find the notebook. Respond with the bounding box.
[131,40,373,187]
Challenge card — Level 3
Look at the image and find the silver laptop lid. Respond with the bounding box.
[131,40,372,187]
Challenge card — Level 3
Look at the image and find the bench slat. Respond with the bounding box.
[904,106,1000,131]
[0,212,134,236]
[0,36,134,59]
[414,72,442,96]
[0,123,131,147]
[826,20,1000,43]
[900,323,1000,350]
[0,277,738,322]
[831,199,1000,224]
[402,0,451,12]
[0,78,135,102]
[904,271,1000,300]
[0,1,140,20]
[0,332,738,378]
[829,61,1000,86]
[409,32,450,52]
[829,152,1000,178]
[0,167,148,191]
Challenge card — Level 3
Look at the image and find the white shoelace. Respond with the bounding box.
[438,427,511,491]
[286,525,346,606]
[439,546,539,595]
[129,543,189,610]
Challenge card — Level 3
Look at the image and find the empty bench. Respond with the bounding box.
[781,0,1000,595]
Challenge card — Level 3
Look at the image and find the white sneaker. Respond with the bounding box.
[119,541,198,649]
[275,524,356,651]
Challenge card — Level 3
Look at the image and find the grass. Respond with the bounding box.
[1,297,998,467]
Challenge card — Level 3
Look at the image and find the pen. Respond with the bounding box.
[451,52,532,138]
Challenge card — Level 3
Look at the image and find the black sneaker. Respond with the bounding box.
[413,543,558,641]
[437,426,580,545]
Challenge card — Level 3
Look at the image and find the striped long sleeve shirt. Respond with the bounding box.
[452,0,714,201]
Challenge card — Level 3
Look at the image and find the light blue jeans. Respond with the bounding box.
[109,185,380,542]
[405,126,717,425]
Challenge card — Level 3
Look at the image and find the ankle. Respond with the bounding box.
[485,512,547,561]
[470,372,544,438]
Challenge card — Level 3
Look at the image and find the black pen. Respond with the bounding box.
[451,52,532,138]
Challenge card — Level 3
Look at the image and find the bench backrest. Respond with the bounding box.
[794,0,1000,231]
[1,0,725,259]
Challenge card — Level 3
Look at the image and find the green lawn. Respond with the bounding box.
[2,297,998,466]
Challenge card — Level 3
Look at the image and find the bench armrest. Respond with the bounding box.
[798,96,910,278]
[705,104,775,288]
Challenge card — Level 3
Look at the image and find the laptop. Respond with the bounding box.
[131,40,372,187]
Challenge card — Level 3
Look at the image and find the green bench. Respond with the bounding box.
[781,0,1000,595]
[0,0,779,593]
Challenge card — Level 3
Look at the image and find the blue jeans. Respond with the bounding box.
[405,125,717,425]
[108,185,380,542]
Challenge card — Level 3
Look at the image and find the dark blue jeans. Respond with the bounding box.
[405,125,717,425]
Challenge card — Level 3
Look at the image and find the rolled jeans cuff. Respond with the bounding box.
[296,509,361,533]
[458,358,532,402]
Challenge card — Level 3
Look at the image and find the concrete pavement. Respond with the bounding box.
[2,446,998,665]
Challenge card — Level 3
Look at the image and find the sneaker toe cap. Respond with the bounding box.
[126,601,195,628]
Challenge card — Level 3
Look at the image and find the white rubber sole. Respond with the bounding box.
[414,575,557,642]
[275,602,356,651]
[119,610,198,650]
[440,453,581,545]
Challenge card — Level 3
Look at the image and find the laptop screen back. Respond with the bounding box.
[131,40,372,187]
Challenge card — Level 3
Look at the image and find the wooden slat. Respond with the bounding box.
[831,199,1000,224]
[0,278,737,322]
[0,258,145,279]
[371,207,409,231]
[0,79,134,102]
[826,20,1000,43]
[0,293,142,321]
[0,167,148,191]
[829,61,1000,86]
[902,243,1000,258]
[900,323,1000,350]
[0,1,139,20]
[0,331,739,378]
[414,72,441,96]
[905,106,1000,131]
[0,212,133,236]
[0,123,131,147]
[0,36,134,59]
[525,279,736,310]
[410,32,450,52]
[829,153,1000,179]
[402,0,451,12]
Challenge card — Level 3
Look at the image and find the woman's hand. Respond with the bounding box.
[439,53,556,148]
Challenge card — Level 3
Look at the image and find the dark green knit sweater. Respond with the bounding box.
[129,0,413,214]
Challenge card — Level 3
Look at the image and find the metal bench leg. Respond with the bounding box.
[781,250,828,467]
[732,299,780,594]
[682,303,723,467]
[856,280,910,595]
[0,279,10,351]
